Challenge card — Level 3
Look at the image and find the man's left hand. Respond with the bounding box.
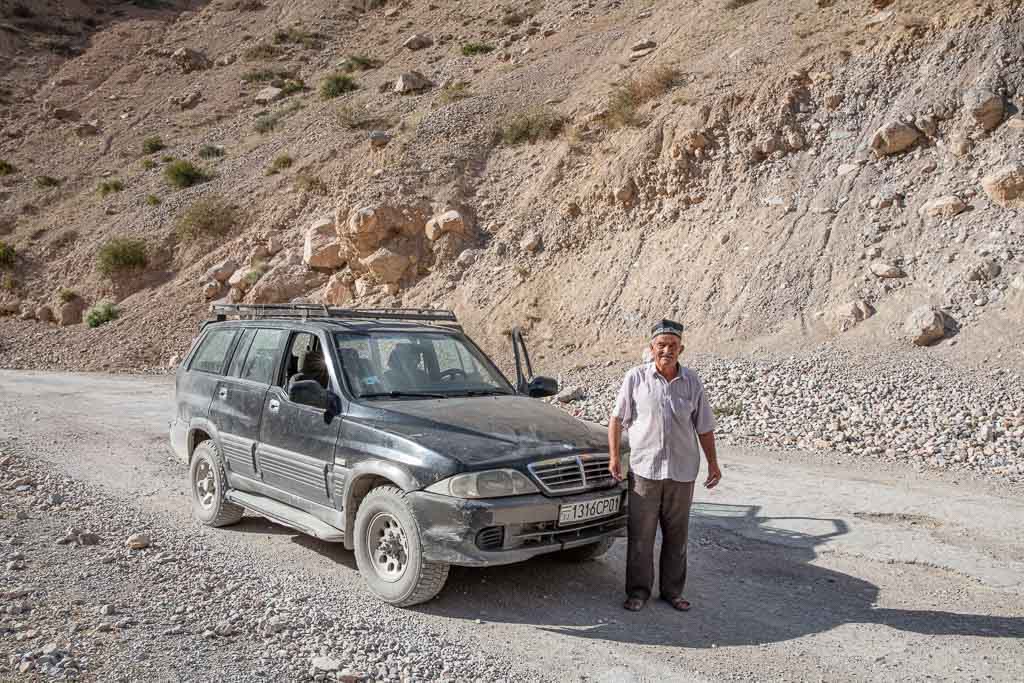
[704,464,721,489]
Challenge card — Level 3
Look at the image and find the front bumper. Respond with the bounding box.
[408,483,628,567]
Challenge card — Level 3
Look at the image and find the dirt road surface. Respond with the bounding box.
[2,370,1023,681]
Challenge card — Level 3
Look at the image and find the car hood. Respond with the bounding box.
[360,395,607,467]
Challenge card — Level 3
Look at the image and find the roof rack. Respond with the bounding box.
[211,303,459,325]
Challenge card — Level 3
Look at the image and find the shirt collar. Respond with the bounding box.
[648,362,682,382]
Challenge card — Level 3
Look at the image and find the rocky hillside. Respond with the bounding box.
[0,0,1022,372]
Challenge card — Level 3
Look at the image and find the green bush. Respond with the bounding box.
[1,273,15,291]
[341,54,378,72]
[164,160,210,189]
[244,43,283,61]
[0,241,15,267]
[273,27,324,49]
[145,194,161,206]
[461,42,494,56]
[254,102,302,133]
[161,155,175,163]
[439,81,472,104]
[605,66,680,129]
[0,160,17,176]
[85,301,120,328]
[97,237,148,276]
[142,136,165,154]
[496,107,565,145]
[35,175,60,188]
[97,179,124,197]
[294,173,327,195]
[266,154,293,175]
[140,158,156,170]
[176,196,237,242]
[198,144,225,159]
[320,73,357,99]
[58,287,78,303]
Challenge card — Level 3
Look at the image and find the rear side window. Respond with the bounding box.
[240,329,286,385]
[226,329,257,377]
[189,329,238,375]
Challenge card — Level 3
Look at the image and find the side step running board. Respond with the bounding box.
[226,490,345,543]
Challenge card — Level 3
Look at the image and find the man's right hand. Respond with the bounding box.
[608,454,623,481]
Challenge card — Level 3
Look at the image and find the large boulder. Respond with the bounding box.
[870,121,920,156]
[340,203,430,256]
[980,163,1024,208]
[303,217,345,270]
[58,299,86,326]
[323,272,354,306]
[393,71,432,94]
[360,248,411,284]
[205,258,238,283]
[172,47,211,73]
[424,209,470,241]
[248,264,325,304]
[964,88,1004,132]
[904,306,946,346]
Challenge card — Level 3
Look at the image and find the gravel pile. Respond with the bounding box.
[552,350,1024,482]
[0,449,541,682]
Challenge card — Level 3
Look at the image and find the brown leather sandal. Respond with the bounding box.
[664,596,691,611]
[622,597,647,612]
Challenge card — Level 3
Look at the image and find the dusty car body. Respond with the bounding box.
[170,304,626,605]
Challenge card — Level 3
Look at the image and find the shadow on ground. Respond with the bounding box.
[414,502,1024,648]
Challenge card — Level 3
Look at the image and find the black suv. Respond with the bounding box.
[170,304,626,605]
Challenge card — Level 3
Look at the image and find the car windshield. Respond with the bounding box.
[334,331,515,399]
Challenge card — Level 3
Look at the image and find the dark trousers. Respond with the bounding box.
[626,474,695,600]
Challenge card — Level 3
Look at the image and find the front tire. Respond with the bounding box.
[189,440,244,527]
[353,486,449,606]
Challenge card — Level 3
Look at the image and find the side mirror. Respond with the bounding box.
[288,379,328,410]
[527,375,559,398]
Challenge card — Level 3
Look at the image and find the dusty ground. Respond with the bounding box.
[2,370,1022,681]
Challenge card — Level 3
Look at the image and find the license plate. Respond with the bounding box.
[558,495,621,526]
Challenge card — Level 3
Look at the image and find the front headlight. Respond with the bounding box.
[425,469,539,498]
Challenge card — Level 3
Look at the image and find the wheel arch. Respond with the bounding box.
[342,461,420,549]
[187,419,221,464]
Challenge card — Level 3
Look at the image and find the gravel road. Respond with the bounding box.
[2,370,1023,682]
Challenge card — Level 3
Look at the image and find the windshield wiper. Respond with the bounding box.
[359,391,448,400]
[448,389,514,397]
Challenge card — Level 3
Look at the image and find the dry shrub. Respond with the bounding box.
[605,66,680,128]
[176,196,238,243]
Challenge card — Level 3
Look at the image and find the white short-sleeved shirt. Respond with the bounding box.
[612,363,716,483]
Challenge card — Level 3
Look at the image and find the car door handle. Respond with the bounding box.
[218,387,228,400]
[268,399,280,413]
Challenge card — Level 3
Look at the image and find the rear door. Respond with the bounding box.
[256,331,340,507]
[210,327,286,483]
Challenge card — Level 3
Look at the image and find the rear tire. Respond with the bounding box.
[189,440,244,527]
[353,486,449,606]
[553,537,615,562]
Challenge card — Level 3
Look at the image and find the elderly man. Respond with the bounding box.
[608,319,721,612]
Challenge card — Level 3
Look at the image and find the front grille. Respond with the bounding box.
[528,454,615,494]
[475,526,504,551]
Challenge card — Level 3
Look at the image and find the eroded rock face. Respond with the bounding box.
[247,264,326,304]
[424,210,469,241]
[303,217,344,270]
[206,258,238,283]
[323,272,354,306]
[360,247,411,284]
[832,300,876,332]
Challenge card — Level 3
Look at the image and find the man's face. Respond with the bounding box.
[650,334,682,370]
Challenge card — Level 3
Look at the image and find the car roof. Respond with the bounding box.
[204,318,462,336]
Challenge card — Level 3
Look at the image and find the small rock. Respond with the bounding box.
[172,47,211,73]
[403,34,433,50]
[520,231,542,253]
[77,532,100,546]
[869,261,906,278]
[980,163,1024,208]
[394,71,432,93]
[964,88,1004,132]
[311,656,342,672]
[904,306,946,346]
[918,196,966,219]
[870,121,920,156]
[368,130,391,148]
[125,533,150,550]
[254,86,283,104]
[556,387,585,403]
[99,604,116,616]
